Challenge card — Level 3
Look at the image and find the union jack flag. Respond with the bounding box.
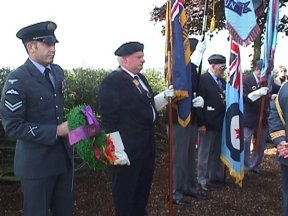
[229,40,242,92]
[221,39,244,187]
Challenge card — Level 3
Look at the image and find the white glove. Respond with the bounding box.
[154,85,174,111]
[107,131,130,166]
[164,85,174,98]
[114,151,130,166]
[260,86,269,95]
[190,41,206,67]
[195,41,206,53]
[247,87,269,102]
[192,96,204,108]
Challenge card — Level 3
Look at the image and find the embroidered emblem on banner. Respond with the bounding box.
[225,0,252,16]
[5,89,19,95]
[28,126,38,137]
[4,100,23,112]
[7,79,18,84]
[225,0,261,46]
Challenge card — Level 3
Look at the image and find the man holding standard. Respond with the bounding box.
[99,41,173,216]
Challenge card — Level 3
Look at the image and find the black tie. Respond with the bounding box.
[44,68,54,89]
[133,76,151,99]
[216,78,223,91]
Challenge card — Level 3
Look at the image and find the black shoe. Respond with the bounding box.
[184,192,208,200]
[199,183,210,192]
[173,199,193,207]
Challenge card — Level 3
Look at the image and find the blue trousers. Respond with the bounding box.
[21,169,73,216]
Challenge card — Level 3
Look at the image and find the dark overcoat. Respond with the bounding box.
[98,68,156,160]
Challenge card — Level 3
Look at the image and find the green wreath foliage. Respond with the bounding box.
[67,105,107,171]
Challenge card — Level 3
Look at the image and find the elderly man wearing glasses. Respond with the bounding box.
[196,54,227,192]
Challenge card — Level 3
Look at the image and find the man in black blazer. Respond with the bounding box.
[197,54,226,191]
[243,60,269,175]
[0,21,72,215]
[99,41,173,216]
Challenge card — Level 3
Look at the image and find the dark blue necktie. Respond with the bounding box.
[216,78,223,91]
[44,68,54,89]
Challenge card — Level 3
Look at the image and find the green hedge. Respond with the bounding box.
[0,66,168,143]
[0,67,167,114]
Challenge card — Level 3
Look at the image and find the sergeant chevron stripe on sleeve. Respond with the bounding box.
[4,100,23,112]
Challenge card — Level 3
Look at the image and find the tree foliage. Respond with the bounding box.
[150,0,288,66]
[150,0,288,36]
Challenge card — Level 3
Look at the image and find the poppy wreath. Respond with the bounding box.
[66,105,116,171]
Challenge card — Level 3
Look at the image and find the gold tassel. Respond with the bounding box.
[210,0,216,32]
[210,16,216,32]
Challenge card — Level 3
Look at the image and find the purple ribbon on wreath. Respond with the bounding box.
[68,105,101,146]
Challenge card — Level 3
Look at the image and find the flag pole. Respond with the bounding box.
[202,0,209,36]
[168,97,174,216]
[165,0,174,215]
[196,0,209,93]
[255,0,279,156]
[254,95,266,155]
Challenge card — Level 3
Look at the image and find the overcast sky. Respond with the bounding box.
[0,0,287,71]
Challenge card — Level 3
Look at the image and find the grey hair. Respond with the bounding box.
[117,56,124,66]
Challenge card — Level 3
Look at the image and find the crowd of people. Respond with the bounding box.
[0,20,288,216]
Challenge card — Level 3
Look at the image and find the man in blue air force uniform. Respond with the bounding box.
[0,21,73,216]
[268,82,288,216]
[99,41,174,216]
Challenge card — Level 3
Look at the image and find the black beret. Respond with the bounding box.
[256,59,263,70]
[16,21,59,44]
[114,41,144,56]
[189,38,199,53]
[208,54,226,64]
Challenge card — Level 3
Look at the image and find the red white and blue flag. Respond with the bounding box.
[165,0,192,127]
[221,39,244,187]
